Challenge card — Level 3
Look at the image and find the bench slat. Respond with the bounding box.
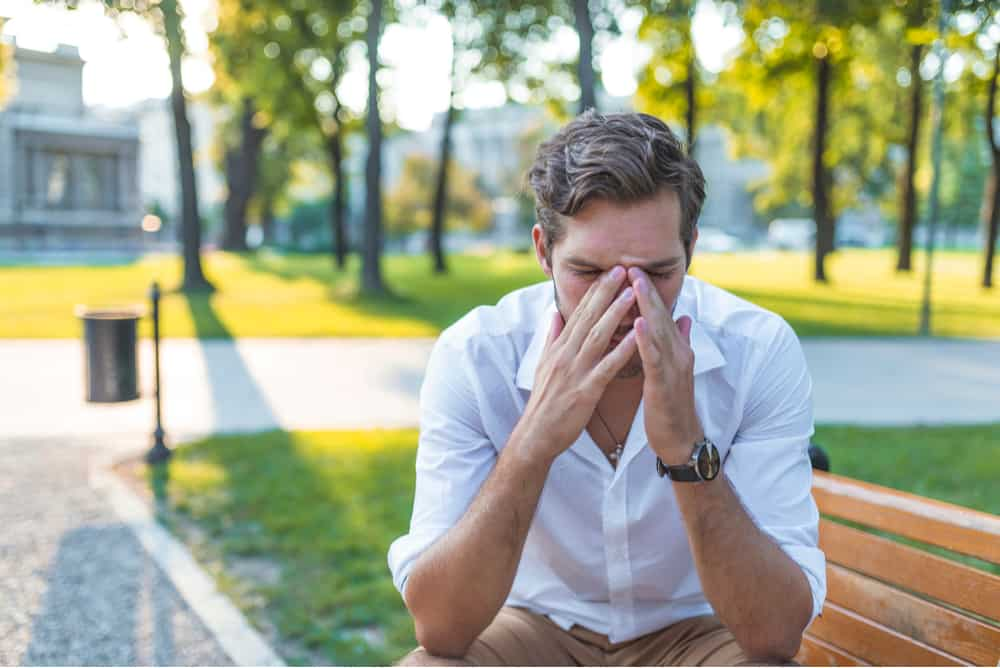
[796,634,869,666]
[806,603,965,666]
[812,472,1000,564]
[820,518,1000,620]
[825,563,1000,666]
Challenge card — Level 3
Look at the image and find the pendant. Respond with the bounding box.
[609,444,624,462]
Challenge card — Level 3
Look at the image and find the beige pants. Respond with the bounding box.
[400,606,792,666]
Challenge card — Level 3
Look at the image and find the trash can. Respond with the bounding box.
[77,306,143,403]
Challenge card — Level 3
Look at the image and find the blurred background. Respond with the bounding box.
[0,0,998,665]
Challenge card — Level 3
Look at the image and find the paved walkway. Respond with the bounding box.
[2,337,999,440]
[0,436,232,666]
[2,335,998,665]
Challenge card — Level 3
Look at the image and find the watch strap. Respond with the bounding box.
[656,456,702,482]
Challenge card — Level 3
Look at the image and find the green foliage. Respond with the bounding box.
[152,429,421,664]
[717,0,885,222]
[2,249,1000,339]
[634,0,704,138]
[385,153,493,236]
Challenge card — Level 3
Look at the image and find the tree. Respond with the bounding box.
[362,0,387,295]
[574,0,597,112]
[893,1,935,272]
[942,1,1000,287]
[210,0,362,268]
[982,47,999,287]
[386,153,493,237]
[722,1,882,282]
[54,0,214,290]
[220,97,267,250]
[160,0,213,290]
[417,0,537,273]
[635,0,702,153]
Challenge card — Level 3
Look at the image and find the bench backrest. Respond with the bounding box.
[796,471,1000,666]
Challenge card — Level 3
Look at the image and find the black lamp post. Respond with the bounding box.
[146,281,171,464]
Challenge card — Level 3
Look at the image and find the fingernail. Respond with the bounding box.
[620,287,634,301]
[611,266,625,280]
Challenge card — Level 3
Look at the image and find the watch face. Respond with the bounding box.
[696,441,721,480]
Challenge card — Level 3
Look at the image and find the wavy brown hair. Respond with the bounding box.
[526,110,706,264]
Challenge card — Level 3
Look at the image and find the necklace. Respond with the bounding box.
[593,406,626,465]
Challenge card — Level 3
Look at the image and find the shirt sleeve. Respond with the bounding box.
[723,318,827,625]
[387,335,498,597]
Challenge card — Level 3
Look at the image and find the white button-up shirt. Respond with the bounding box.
[388,276,826,643]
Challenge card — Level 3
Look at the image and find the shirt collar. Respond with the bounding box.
[515,277,726,391]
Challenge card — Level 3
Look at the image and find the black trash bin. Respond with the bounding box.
[77,307,144,403]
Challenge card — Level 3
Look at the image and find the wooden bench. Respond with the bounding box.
[795,471,1000,666]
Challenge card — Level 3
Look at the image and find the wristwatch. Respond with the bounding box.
[656,437,721,482]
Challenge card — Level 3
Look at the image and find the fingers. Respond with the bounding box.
[542,309,564,356]
[676,315,692,344]
[591,327,638,383]
[564,266,627,350]
[629,267,680,348]
[579,283,636,358]
[633,316,661,370]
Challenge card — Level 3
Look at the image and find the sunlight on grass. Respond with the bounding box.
[2,248,998,338]
[139,424,999,665]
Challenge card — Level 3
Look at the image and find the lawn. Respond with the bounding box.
[131,424,1000,666]
[3,248,999,338]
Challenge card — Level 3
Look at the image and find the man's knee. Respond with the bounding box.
[396,647,473,666]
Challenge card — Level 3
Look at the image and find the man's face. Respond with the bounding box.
[532,188,695,379]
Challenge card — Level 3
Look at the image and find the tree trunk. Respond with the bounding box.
[983,49,999,289]
[574,0,596,114]
[163,0,212,291]
[896,44,924,272]
[685,51,697,155]
[327,133,347,270]
[812,54,833,283]
[222,97,266,252]
[430,37,458,275]
[261,198,274,246]
[362,0,386,294]
[330,51,348,271]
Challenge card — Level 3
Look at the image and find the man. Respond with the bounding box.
[388,110,825,666]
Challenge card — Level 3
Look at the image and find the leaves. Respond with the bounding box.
[385,153,493,235]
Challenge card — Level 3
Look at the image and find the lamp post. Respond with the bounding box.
[919,0,949,336]
[146,281,170,464]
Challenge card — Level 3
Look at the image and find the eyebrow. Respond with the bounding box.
[564,256,684,272]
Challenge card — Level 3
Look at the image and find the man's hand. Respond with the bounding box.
[520,266,639,463]
[628,267,704,466]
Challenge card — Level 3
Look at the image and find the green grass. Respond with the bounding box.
[3,248,999,338]
[136,424,1000,665]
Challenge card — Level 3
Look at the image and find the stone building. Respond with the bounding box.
[0,42,142,249]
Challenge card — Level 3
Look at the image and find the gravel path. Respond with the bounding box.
[0,437,233,666]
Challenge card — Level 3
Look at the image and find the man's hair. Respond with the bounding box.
[526,110,706,261]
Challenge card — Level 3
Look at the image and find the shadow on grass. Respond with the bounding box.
[178,288,233,340]
[240,250,547,334]
[145,291,416,663]
[722,287,931,337]
[156,429,419,665]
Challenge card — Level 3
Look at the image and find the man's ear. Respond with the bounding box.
[532,224,553,278]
